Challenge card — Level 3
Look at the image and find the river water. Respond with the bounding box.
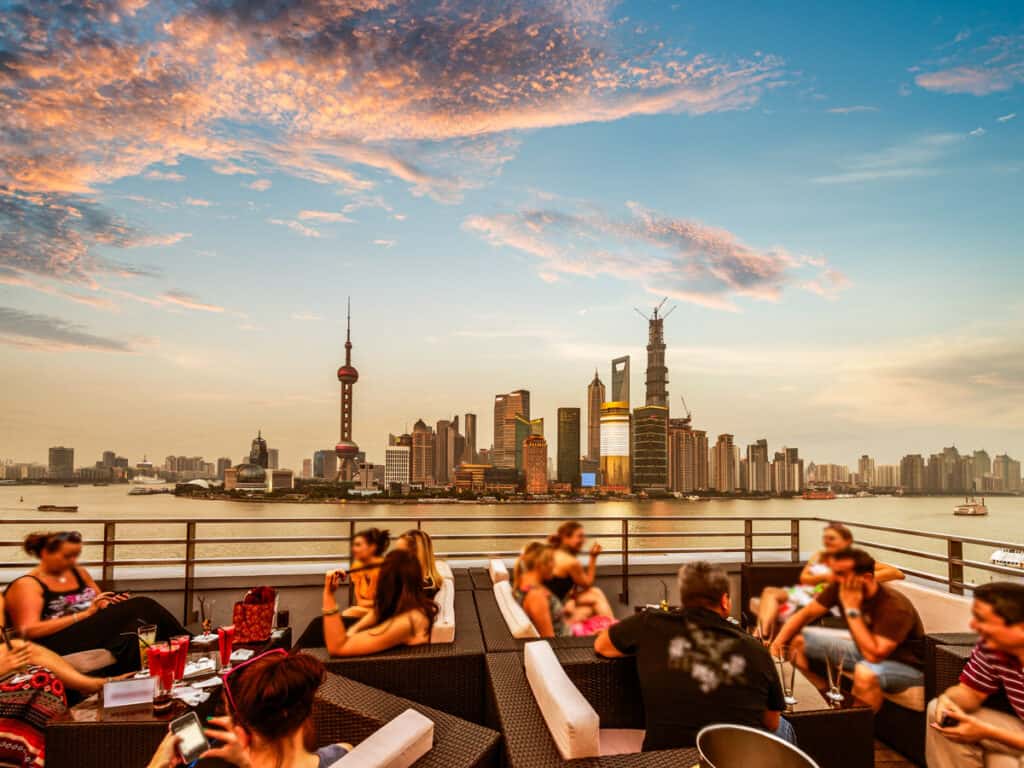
[1,485,1021,585]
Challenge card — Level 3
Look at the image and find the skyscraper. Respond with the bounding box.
[857,455,875,487]
[523,434,549,495]
[217,457,232,480]
[711,434,736,493]
[335,299,360,482]
[267,448,279,470]
[973,450,992,484]
[493,389,530,469]
[632,405,669,491]
[746,439,770,493]
[599,402,631,490]
[101,450,116,468]
[464,413,477,464]
[556,408,581,486]
[411,419,435,485]
[435,419,452,483]
[48,446,74,480]
[385,445,411,487]
[639,300,672,407]
[301,458,312,479]
[900,454,925,492]
[668,418,694,492]
[771,447,804,495]
[611,356,630,405]
[249,431,269,468]
[586,370,605,463]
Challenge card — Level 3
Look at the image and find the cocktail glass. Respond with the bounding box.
[217,625,235,671]
[825,643,847,703]
[170,635,190,683]
[137,623,157,671]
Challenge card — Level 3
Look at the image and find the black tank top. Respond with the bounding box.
[5,570,97,621]
[543,575,576,601]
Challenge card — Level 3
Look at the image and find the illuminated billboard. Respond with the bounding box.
[581,472,597,488]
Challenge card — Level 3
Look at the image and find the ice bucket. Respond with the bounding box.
[697,724,819,768]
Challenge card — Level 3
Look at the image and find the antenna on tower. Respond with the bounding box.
[634,307,650,321]
[346,297,351,342]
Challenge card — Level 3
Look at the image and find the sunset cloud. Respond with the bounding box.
[464,201,848,311]
[915,34,1024,95]
[0,306,133,352]
[158,290,225,313]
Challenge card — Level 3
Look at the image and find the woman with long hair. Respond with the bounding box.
[544,522,614,620]
[147,652,351,768]
[513,543,615,638]
[752,522,905,635]
[322,549,438,656]
[341,528,390,621]
[3,532,188,673]
[394,529,443,598]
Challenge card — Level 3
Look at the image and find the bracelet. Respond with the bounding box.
[322,607,340,617]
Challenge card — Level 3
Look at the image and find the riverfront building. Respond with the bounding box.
[48,446,74,480]
[523,434,549,495]
[493,389,530,470]
[556,408,581,486]
[586,370,605,464]
[599,402,631,491]
[385,445,411,488]
[632,405,668,491]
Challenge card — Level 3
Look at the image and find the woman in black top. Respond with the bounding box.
[4,531,188,673]
[544,522,614,620]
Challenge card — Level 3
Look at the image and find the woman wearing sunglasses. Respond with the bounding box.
[322,549,438,656]
[3,531,188,673]
[147,651,351,768]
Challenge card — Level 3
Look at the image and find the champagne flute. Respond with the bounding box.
[825,643,847,703]
[773,644,798,707]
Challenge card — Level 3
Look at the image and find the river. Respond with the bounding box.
[1,485,1021,586]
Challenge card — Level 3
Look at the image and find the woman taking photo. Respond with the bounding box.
[544,522,614,621]
[147,652,351,768]
[342,528,390,620]
[394,529,443,598]
[322,549,437,656]
[3,532,188,673]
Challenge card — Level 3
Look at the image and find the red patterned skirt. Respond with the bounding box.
[0,667,67,768]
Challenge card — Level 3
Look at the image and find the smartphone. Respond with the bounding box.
[170,711,210,763]
[939,714,959,728]
[1,627,13,652]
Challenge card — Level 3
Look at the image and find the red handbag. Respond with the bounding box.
[231,586,277,643]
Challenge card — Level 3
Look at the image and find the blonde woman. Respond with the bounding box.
[395,529,443,598]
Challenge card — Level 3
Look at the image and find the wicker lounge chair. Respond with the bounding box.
[472,588,596,653]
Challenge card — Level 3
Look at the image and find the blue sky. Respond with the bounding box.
[1,0,1021,468]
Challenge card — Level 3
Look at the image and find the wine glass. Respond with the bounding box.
[825,643,848,703]
[773,644,798,707]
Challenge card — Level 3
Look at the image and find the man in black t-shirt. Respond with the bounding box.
[594,561,793,751]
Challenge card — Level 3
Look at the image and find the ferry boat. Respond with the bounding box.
[991,548,1024,569]
[954,495,988,516]
[802,488,836,500]
[37,504,78,512]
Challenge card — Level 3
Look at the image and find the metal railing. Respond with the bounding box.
[1,514,1021,623]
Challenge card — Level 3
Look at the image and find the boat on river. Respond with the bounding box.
[37,504,78,512]
[954,495,988,516]
[802,488,836,500]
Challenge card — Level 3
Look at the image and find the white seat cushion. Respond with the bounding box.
[431,576,456,644]
[488,559,509,584]
[436,560,454,583]
[887,581,973,634]
[524,641,600,760]
[493,581,539,639]
[598,729,646,756]
[329,709,433,768]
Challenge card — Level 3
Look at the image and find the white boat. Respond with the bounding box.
[991,548,1024,569]
[954,495,988,516]
[130,475,166,485]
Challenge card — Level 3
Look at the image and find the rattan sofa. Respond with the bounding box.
[314,672,500,767]
[300,590,488,723]
[472,588,597,653]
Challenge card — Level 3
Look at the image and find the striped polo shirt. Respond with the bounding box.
[960,641,1024,719]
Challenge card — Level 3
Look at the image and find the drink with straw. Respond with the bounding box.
[148,643,174,713]
[170,635,190,683]
[138,623,157,670]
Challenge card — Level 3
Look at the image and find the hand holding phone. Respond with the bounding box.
[939,714,959,728]
[170,711,210,763]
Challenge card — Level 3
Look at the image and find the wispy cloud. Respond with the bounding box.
[297,210,353,223]
[812,132,966,185]
[247,179,272,192]
[915,34,1024,95]
[143,170,185,182]
[373,239,396,248]
[290,311,321,321]
[997,112,1017,122]
[184,197,213,207]
[969,126,986,137]
[464,200,848,311]
[0,306,134,351]
[158,290,225,313]
[827,105,879,114]
[269,219,322,238]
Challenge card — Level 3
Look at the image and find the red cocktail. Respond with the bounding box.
[148,643,175,693]
[217,625,235,670]
[170,635,190,682]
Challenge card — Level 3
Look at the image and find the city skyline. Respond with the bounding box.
[1,1,1022,467]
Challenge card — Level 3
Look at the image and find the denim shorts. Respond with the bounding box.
[801,627,924,693]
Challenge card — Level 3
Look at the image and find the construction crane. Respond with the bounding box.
[680,395,692,425]
[634,296,677,321]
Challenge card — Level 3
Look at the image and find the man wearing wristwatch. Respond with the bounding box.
[771,548,925,712]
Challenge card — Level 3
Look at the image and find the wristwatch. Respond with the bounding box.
[845,608,862,620]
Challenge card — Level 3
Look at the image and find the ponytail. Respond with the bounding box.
[355,527,391,557]
[23,531,81,558]
[548,521,582,548]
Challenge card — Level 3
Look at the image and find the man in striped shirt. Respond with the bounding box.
[927,582,1024,768]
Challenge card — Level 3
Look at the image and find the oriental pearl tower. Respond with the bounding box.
[335,298,359,482]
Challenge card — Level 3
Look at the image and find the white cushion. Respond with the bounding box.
[488,559,509,584]
[493,581,539,639]
[330,709,433,768]
[598,729,646,756]
[887,581,973,634]
[524,641,601,760]
[436,560,454,583]
[431,576,456,644]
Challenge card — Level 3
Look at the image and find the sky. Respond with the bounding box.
[1,0,1022,470]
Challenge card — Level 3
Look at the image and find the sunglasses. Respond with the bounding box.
[53,531,83,543]
[221,649,287,715]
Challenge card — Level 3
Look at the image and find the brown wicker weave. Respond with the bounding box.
[454,568,474,591]
[469,567,493,590]
[301,590,488,723]
[472,589,596,653]
[485,650,701,767]
[314,672,500,767]
[925,632,977,700]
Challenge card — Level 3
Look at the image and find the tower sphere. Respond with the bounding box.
[337,365,359,383]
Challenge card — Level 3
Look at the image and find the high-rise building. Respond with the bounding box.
[973,450,992,484]
[249,431,269,468]
[267,448,279,470]
[217,457,233,481]
[994,454,1022,492]
[301,458,312,479]
[101,450,116,469]
[875,465,900,488]
[640,301,671,407]
[556,408,581,486]
[493,389,530,469]
[746,439,770,493]
[586,370,605,463]
[523,434,549,495]
[313,449,338,480]
[411,419,435,485]
[513,415,543,474]
[435,419,452,483]
[632,405,668,491]
[900,454,926,492]
[611,356,630,405]
[693,430,709,490]
[857,455,875,487]
[464,413,477,464]
[711,434,736,493]
[599,402,631,490]
[668,418,700,492]
[771,447,804,495]
[48,446,74,480]
[385,445,411,488]
[335,299,360,481]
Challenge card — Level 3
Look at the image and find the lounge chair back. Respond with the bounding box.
[886,580,972,633]
[523,640,601,760]
[697,724,820,768]
[326,708,434,768]
[431,570,456,644]
[493,580,539,639]
[488,558,509,584]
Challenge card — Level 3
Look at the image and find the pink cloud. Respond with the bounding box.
[158,290,225,313]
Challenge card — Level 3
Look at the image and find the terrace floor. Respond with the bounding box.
[875,740,916,767]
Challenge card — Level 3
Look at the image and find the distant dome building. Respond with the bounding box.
[236,464,266,484]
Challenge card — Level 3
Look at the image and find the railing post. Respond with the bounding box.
[618,518,629,605]
[347,520,356,605]
[183,521,197,625]
[102,522,115,586]
[744,519,753,564]
[948,539,964,595]
[790,519,800,563]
